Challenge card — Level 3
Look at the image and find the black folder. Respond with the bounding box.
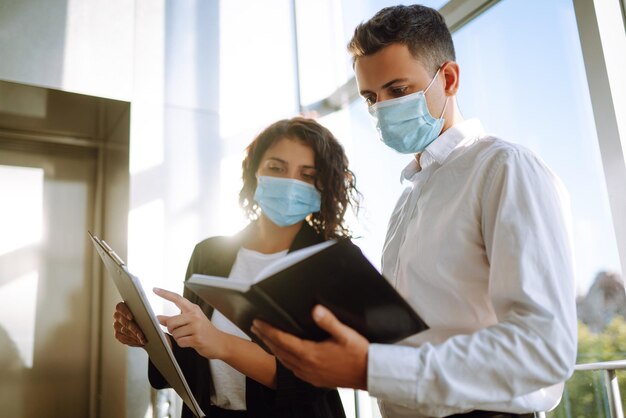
[185,239,427,349]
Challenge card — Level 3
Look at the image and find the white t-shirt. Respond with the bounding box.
[209,246,288,410]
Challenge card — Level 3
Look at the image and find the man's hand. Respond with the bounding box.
[154,288,228,360]
[251,304,369,389]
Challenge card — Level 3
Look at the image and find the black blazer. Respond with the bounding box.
[148,223,347,418]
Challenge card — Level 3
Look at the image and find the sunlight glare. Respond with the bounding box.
[0,165,44,256]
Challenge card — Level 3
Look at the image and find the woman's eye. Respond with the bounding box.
[365,96,376,106]
[268,166,282,172]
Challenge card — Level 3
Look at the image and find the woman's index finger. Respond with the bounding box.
[153,287,194,312]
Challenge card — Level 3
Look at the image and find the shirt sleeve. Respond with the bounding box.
[367,148,578,409]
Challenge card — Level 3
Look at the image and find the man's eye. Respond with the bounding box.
[391,87,408,96]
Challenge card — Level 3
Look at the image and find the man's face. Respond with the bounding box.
[354,43,446,117]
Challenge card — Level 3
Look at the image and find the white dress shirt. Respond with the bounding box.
[367,119,577,418]
[209,247,288,410]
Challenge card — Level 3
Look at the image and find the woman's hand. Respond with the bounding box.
[113,302,147,347]
[155,287,278,388]
[154,287,229,360]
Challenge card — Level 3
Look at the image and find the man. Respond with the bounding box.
[252,4,577,418]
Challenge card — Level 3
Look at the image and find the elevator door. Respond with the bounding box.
[0,144,97,417]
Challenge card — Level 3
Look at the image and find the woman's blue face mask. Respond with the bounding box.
[368,68,448,154]
[253,176,321,227]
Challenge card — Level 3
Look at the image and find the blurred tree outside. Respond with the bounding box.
[548,317,626,418]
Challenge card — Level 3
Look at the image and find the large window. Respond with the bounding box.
[454,0,621,294]
[453,2,624,414]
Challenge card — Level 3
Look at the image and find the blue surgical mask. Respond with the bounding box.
[253,176,322,227]
[368,68,448,154]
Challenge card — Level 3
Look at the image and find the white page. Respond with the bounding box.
[252,240,336,283]
[187,240,337,290]
[187,274,251,292]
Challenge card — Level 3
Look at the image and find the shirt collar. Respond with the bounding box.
[401,118,485,182]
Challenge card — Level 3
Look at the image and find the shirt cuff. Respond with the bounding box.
[367,343,421,407]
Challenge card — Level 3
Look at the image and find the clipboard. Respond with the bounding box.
[89,231,205,418]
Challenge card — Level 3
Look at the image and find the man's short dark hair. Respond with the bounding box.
[347,4,456,74]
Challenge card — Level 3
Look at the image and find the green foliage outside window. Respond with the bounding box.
[548,318,626,418]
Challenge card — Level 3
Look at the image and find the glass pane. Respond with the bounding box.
[214,0,298,237]
[296,0,449,108]
[295,0,348,106]
[551,370,609,418]
[453,0,624,414]
[219,0,298,138]
[549,369,626,418]
[454,0,622,288]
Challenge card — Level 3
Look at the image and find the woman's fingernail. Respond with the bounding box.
[313,305,326,320]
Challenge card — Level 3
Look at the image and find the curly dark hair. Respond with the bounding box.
[347,4,455,74]
[239,117,359,240]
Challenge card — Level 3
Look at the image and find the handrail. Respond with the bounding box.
[337,363,626,418]
[575,360,626,371]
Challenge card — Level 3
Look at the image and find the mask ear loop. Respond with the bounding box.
[439,96,449,119]
[424,66,448,119]
[424,67,442,94]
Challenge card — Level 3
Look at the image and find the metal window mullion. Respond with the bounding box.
[604,369,625,418]
[573,0,626,276]
[290,0,303,112]
[439,0,502,32]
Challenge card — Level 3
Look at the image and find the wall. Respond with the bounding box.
[0,0,298,416]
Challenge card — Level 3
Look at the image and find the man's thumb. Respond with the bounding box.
[312,305,349,342]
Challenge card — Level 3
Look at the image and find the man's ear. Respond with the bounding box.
[441,61,460,96]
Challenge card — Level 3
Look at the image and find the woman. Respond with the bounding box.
[113,117,359,418]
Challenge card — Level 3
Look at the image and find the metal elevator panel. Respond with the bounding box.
[0,79,130,418]
[0,147,96,417]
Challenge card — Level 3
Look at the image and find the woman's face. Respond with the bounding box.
[256,137,317,185]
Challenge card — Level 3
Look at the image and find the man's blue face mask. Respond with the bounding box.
[253,176,322,227]
[368,68,448,154]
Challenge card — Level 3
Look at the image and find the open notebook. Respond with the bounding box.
[186,239,428,350]
[89,232,205,418]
